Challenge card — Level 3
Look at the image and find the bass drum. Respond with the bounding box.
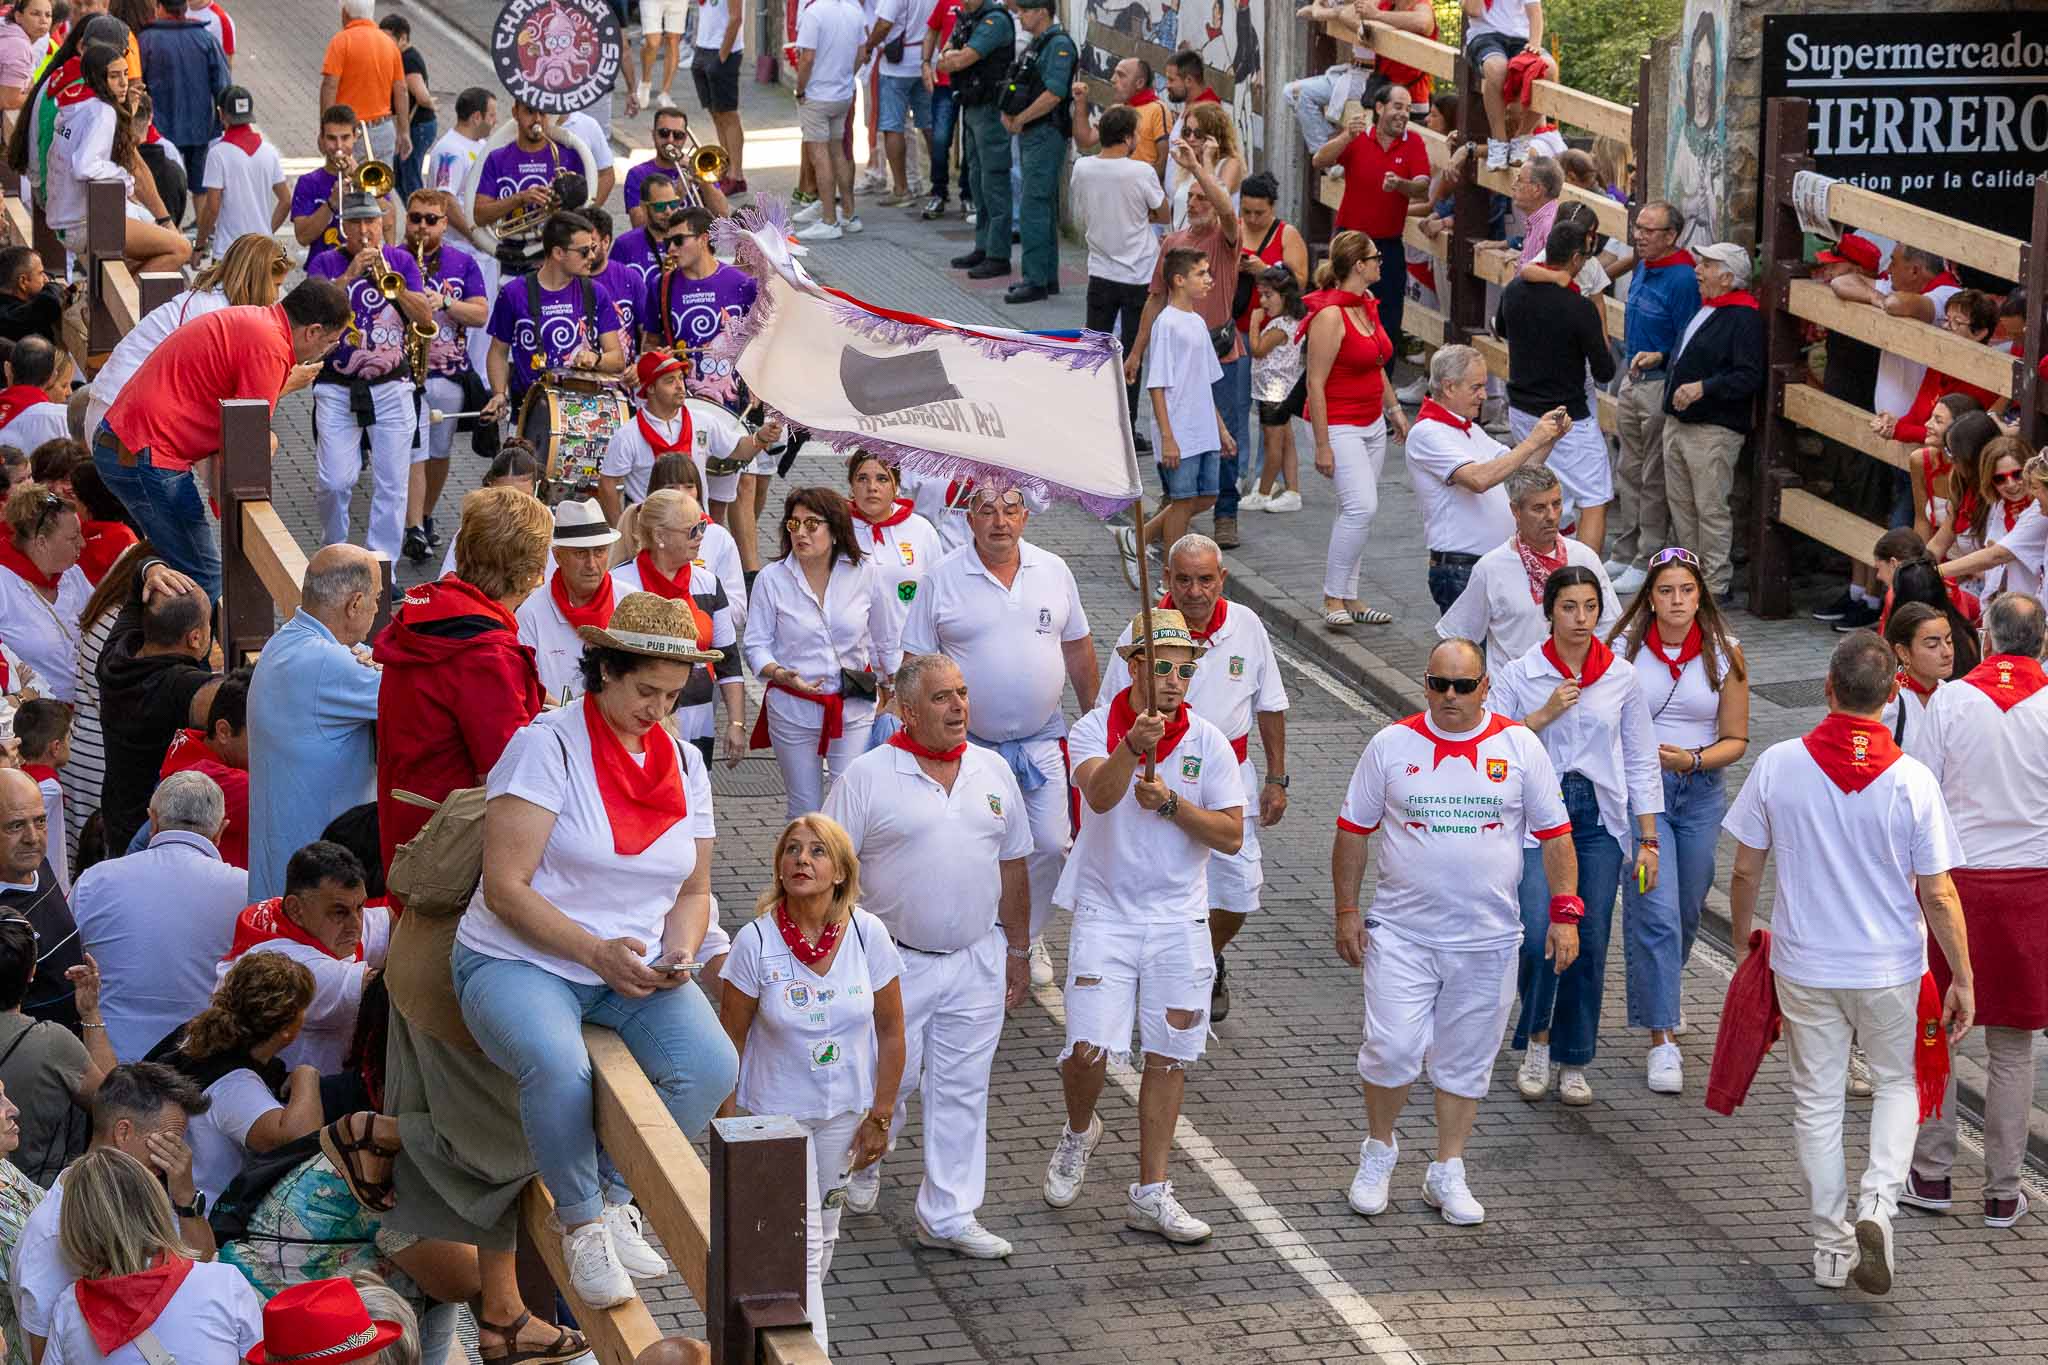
[518,375,630,505]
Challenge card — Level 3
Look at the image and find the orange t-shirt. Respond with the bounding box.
[1129,100,1168,172]
[320,18,403,121]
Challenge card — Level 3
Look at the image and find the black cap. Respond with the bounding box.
[218,85,254,125]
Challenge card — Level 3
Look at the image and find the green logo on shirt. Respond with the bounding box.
[1181,754,1202,781]
[897,581,918,602]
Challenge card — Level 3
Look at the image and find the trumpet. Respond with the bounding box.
[494,170,590,240]
[350,122,396,197]
[372,265,407,301]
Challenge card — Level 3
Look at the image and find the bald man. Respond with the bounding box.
[246,545,387,899]
[0,766,86,1026]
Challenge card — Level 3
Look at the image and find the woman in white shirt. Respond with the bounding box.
[1880,601,1951,751]
[744,486,903,817]
[845,452,942,652]
[0,483,90,702]
[1490,565,1662,1108]
[40,1146,262,1365]
[454,592,738,1313]
[609,452,748,625]
[43,46,188,272]
[1606,547,1749,1097]
[610,489,746,767]
[718,813,905,1355]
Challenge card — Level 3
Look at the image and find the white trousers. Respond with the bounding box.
[1509,403,1614,511]
[1775,976,1920,1257]
[765,689,875,818]
[313,380,418,563]
[416,375,463,462]
[885,927,1006,1237]
[1322,419,1386,599]
[796,1109,861,1354]
[1013,736,1071,938]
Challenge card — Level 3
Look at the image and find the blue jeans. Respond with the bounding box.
[91,423,222,601]
[1213,352,1251,518]
[1513,772,1626,1066]
[453,944,739,1225]
[877,74,930,134]
[396,117,435,200]
[929,86,958,199]
[1622,767,1725,1030]
[1427,557,1475,614]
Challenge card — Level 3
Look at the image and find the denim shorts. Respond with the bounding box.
[1465,31,1526,70]
[1158,449,1220,499]
[877,73,931,132]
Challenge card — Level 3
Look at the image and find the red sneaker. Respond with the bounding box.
[1985,1191,2030,1228]
[1899,1170,1951,1213]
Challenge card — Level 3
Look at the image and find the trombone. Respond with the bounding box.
[350,121,396,198]
[681,131,728,184]
[494,170,589,240]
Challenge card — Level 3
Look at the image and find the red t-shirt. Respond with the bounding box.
[1336,128,1429,238]
[105,305,297,473]
[926,0,963,86]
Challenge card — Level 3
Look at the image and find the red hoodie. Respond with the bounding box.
[371,575,544,878]
[157,728,249,868]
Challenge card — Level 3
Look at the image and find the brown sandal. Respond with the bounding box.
[478,1310,589,1365]
[318,1113,397,1213]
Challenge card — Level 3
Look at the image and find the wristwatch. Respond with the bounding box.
[1265,774,1289,789]
[1157,791,1180,820]
[172,1191,207,1220]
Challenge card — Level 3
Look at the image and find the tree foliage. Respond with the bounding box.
[1431,0,1683,107]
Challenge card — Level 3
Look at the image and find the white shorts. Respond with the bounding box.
[416,375,463,462]
[1510,403,1613,509]
[1062,911,1214,1066]
[1356,923,1517,1099]
[1207,814,1263,915]
[643,0,693,33]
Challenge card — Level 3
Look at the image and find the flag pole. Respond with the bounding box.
[1131,493,1158,782]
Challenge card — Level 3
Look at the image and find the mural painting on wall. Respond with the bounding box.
[1664,0,1728,250]
[1073,0,1264,166]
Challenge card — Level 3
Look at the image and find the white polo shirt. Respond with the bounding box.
[1435,536,1620,663]
[725,908,901,1122]
[0,402,71,455]
[901,539,1090,742]
[1338,710,1570,949]
[515,578,615,702]
[1054,702,1246,921]
[600,399,752,506]
[200,128,285,259]
[1723,733,1960,990]
[824,741,1031,951]
[1101,601,1288,767]
[1905,657,2048,869]
[1489,642,1664,845]
[1402,408,1516,556]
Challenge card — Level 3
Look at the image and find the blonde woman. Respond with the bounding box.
[1172,100,1244,232]
[611,488,746,766]
[718,815,905,1355]
[38,1147,263,1364]
[609,454,748,626]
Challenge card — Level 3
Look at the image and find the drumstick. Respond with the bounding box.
[429,408,491,423]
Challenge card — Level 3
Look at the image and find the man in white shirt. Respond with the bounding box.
[557,107,618,208]
[1072,104,1167,449]
[862,0,936,203]
[1436,464,1619,663]
[823,652,1030,1258]
[597,351,779,524]
[0,336,69,453]
[1045,611,1243,1244]
[194,85,286,262]
[1901,593,2048,1229]
[517,499,625,701]
[903,486,1098,984]
[1406,344,1569,614]
[1100,535,1285,1022]
[792,0,868,241]
[1724,631,1973,1295]
[689,0,748,192]
[1332,637,1576,1225]
[425,87,498,375]
[71,771,244,1063]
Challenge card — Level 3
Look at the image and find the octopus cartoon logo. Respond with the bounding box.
[492,0,623,115]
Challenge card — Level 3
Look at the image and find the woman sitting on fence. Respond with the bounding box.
[39,45,188,274]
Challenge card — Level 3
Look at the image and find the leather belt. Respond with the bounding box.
[1428,550,1481,568]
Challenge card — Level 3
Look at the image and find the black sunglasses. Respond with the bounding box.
[654,128,689,141]
[1423,673,1482,695]
[408,211,443,225]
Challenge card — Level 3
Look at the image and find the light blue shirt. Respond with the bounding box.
[246,609,382,900]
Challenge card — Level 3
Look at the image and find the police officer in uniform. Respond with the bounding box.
[939,0,1017,283]
[999,0,1076,304]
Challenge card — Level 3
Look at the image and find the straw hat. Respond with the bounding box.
[1114,608,1209,660]
[576,590,724,662]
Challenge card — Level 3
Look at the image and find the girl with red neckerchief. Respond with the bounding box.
[1972,436,2044,601]
[0,483,90,702]
[610,488,746,768]
[1880,602,1951,752]
[1938,451,2048,607]
[844,452,942,652]
[1608,547,1750,1097]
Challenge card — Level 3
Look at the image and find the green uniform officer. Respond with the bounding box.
[999,0,1075,303]
[938,0,1017,281]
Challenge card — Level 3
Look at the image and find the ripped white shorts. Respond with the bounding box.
[1060,910,1214,1067]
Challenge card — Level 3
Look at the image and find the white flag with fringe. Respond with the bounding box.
[709,202,1143,515]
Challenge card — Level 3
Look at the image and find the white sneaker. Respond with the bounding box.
[1602,557,1631,578]
[1421,1158,1485,1226]
[1347,1136,1398,1216]
[1813,1246,1858,1288]
[634,83,651,109]
[600,1201,668,1280]
[917,1217,1013,1258]
[1508,135,1532,163]
[1558,1067,1594,1106]
[843,1160,881,1214]
[794,220,844,242]
[1028,937,1055,987]
[1673,1010,1690,1038]
[791,199,825,224]
[1609,565,1647,596]
[1851,1212,1894,1295]
[655,90,677,110]
[1043,1113,1102,1208]
[563,1221,635,1309]
[1126,1181,1211,1243]
[1265,489,1302,513]
[964,207,978,226]
[1485,139,1509,171]
[855,167,888,193]
[1516,1042,1551,1101]
[1395,375,1429,406]
[1238,490,1271,512]
[842,216,865,234]
[1646,1042,1683,1095]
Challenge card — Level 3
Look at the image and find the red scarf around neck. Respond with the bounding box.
[1643,622,1703,681]
[1701,291,1760,310]
[220,124,264,157]
[0,535,60,591]
[636,405,691,456]
[1512,534,1568,604]
[1105,686,1192,762]
[853,497,915,543]
[776,899,843,968]
[584,697,688,855]
[0,383,49,430]
[1129,87,1159,107]
[1542,634,1615,688]
[1154,590,1227,641]
[888,729,966,762]
[21,762,56,784]
[549,568,616,632]
[1415,398,1472,433]
[1961,653,2048,712]
[225,897,362,962]
[1644,249,1695,270]
[1998,497,2024,535]
[632,549,714,646]
[1896,668,1939,701]
[1800,711,1904,793]
[75,1254,193,1356]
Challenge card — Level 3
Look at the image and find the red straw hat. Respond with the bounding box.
[635,350,687,396]
[245,1279,404,1364]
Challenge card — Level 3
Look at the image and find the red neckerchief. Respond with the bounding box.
[1192,87,1221,105]
[1543,635,1615,688]
[1645,250,1695,269]
[1998,498,2024,534]
[1896,668,1938,701]
[1801,711,1904,794]
[1294,288,1378,343]
[1643,622,1703,681]
[1916,971,1950,1121]
[49,57,93,107]
[1415,398,1472,432]
[1154,591,1228,642]
[776,900,843,968]
[1395,710,1515,770]
[0,536,59,592]
[0,383,49,430]
[78,520,137,585]
[1928,270,1962,291]
[21,762,56,784]
[220,124,263,156]
[1105,686,1192,762]
[1701,291,1760,310]
[852,497,915,544]
[635,405,690,456]
[634,548,691,602]
[74,1254,193,1356]
[888,730,966,762]
[1129,87,1159,107]
[225,897,362,962]
[1511,534,1568,604]
[583,696,688,854]
[549,568,615,631]
[1961,653,2048,712]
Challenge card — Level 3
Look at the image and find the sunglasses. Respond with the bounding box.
[654,128,690,141]
[664,234,698,248]
[682,517,710,536]
[1649,545,1701,568]
[1994,470,2026,486]
[786,516,827,533]
[408,212,443,225]
[1423,673,1483,695]
[563,243,599,257]
[270,253,291,278]
[1148,660,1200,679]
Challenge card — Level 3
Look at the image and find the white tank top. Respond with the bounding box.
[1629,633,1737,751]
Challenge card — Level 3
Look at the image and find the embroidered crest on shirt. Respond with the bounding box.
[1037,607,1053,633]
[1486,758,1508,783]
[986,792,1004,816]
[785,983,813,1009]
[811,1041,841,1066]
[897,581,918,602]
[1181,754,1203,780]
[1228,654,1244,678]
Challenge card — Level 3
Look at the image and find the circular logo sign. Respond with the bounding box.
[491,0,623,115]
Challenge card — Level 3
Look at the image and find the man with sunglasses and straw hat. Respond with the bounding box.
[1044,608,1244,1244]
[1331,636,1579,1226]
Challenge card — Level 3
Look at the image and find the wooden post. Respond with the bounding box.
[1301,16,1337,245]
[1446,54,1489,344]
[1750,97,1811,619]
[707,1116,812,1365]
[2020,175,2048,449]
[84,180,127,355]
[138,271,183,318]
[217,399,278,663]
[30,202,62,276]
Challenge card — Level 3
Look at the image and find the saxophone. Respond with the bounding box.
[405,241,441,389]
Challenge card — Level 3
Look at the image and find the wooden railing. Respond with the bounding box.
[1751,95,2048,617]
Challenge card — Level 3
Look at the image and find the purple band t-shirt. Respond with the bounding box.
[476,140,569,204]
[623,159,681,211]
[305,243,425,381]
[487,274,620,395]
[609,225,664,302]
[644,261,756,407]
[592,258,643,368]
[419,241,489,375]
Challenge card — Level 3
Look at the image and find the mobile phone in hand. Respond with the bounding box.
[648,951,703,977]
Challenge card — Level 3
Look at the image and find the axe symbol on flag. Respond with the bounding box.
[839,346,963,416]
